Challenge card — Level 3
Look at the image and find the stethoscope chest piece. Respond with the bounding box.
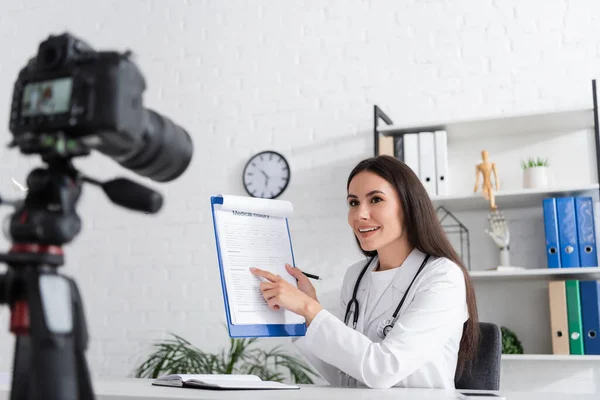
[377,318,394,339]
[344,255,431,340]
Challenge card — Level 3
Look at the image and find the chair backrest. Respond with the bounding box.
[454,322,502,391]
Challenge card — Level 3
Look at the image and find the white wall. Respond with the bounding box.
[0,0,599,386]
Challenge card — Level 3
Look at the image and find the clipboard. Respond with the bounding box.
[210,195,307,338]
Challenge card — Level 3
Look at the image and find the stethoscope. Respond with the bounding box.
[343,254,431,338]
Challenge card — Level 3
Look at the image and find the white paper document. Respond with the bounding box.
[212,195,304,326]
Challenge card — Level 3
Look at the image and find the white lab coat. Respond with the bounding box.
[293,248,469,389]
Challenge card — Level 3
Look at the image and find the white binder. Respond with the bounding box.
[418,132,436,196]
[403,133,420,177]
[434,130,448,195]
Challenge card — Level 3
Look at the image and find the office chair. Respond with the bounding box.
[454,322,502,390]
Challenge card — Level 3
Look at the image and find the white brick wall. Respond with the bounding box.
[0,0,599,383]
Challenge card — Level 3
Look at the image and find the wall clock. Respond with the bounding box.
[242,150,290,199]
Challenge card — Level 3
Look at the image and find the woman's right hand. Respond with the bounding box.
[285,264,319,303]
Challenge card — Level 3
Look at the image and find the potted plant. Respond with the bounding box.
[134,332,319,384]
[521,157,549,189]
[501,326,524,354]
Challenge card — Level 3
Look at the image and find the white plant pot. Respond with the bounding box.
[523,166,549,189]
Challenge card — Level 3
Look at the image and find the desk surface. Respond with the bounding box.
[0,378,597,400]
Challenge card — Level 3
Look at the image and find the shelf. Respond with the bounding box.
[377,108,595,139]
[431,184,599,212]
[502,354,600,361]
[469,267,600,281]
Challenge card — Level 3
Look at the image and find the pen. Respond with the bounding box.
[302,271,322,281]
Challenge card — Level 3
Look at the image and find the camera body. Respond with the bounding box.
[9,33,147,159]
[8,31,193,183]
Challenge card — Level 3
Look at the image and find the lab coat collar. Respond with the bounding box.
[358,248,428,329]
[390,248,428,290]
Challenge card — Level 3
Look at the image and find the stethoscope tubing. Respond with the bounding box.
[344,254,431,336]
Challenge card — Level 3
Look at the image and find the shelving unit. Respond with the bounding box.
[377,108,595,139]
[372,80,600,390]
[431,184,600,212]
[502,354,600,361]
[469,266,600,281]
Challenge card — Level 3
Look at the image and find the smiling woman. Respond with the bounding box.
[346,175,413,272]
[250,155,479,390]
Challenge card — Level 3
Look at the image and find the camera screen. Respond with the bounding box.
[21,77,73,117]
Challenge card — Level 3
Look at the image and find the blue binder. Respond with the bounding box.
[580,280,600,354]
[575,196,598,267]
[210,195,307,338]
[542,198,561,268]
[556,197,581,268]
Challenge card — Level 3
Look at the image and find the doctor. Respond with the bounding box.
[250,155,479,389]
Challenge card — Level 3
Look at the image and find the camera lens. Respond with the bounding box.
[117,109,193,182]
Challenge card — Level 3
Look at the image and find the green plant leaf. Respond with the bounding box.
[501,326,524,354]
[521,156,549,169]
[134,334,216,378]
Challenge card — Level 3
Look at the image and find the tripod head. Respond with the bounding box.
[0,152,163,268]
[0,31,194,400]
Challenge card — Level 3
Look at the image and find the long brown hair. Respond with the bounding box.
[346,155,479,378]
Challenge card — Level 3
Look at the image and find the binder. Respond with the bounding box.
[574,196,598,267]
[595,200,600,266]
[210,195,306,338]
[417,131,436,196]
[556,197,581,268]
[378,134,394,157]
[434,130,448,196]
[403,133,420,177]
[565,280,584,354]
[542,198,561,268]
[580,280,600,354]
[548,281,570,354]
[393,136,404,162]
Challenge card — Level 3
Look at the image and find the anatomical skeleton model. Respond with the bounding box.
[474,150,511,267]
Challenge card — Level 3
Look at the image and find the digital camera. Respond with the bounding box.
[8,32,192,182]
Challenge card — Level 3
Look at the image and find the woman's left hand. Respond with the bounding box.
[250,267,323,326]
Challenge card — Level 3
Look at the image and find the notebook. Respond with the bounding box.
[210,194,307,337]
[151,374,300,390]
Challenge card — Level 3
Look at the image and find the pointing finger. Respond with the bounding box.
[250,267,280,282]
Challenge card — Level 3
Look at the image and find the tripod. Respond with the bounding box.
[0,156,162,400]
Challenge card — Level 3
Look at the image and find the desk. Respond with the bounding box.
[0,378,597,400]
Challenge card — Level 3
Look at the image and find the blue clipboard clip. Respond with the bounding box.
[210,195,307,338]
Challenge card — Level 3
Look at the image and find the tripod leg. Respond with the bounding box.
[3,270,34,400]
[67,276,94,399]
[10,268,95,400]
[10,332,31,400]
